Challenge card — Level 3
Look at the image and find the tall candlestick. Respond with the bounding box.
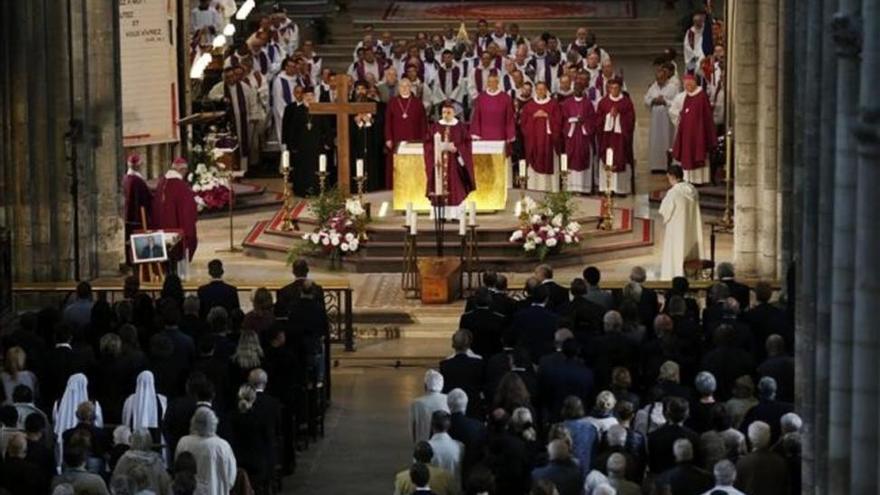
[605,148,614,167]
[468,201,476,226]
[458,209,466,236]
[281,150,290,170]
[319,154,327,173]
[560,153,568,172]
[405,202,413,226]
[518,159,526,178]
[356,159,364,178]
[410,211,418,235]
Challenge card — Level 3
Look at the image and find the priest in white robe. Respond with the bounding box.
[659,165,704,279]
[175,408,236,495]
[644,62,679,172]
[683,12,708,71]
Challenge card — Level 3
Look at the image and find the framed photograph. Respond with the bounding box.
[131,231,168,264]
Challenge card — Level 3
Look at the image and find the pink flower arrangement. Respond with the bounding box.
[509,210,581,260]
[302,199,369,256]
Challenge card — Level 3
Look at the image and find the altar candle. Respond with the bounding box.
[518,159,526,178]
[356,159,364,178]
[605,148,614,167]
[410,211,418,235]
[319,154,327,173]
[281,150,290,170]
[468,201,476,226]
[405,202,413,226]
[378,201,389,218]
[560,153,568,172]
[514,200,522,217]
[458,209,466,236]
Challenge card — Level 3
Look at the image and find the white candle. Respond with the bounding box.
[514,200,523,217]
[605,148,614,167]
[378,201,389,218]
[356,159,364,178]
[468,201,476,226]
[458,209,466,236]
[518,159,527,178]
[410,211,418,235]
[281,150,290,170]
[560,153,568,172]
[405,202,413,226]
[319,154,327,173]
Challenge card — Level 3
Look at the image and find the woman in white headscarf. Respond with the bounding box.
[121,371,168,458]
[52,373,104,466]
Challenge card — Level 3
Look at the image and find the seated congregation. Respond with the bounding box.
[403,263,798,495]
[0,259,329,495]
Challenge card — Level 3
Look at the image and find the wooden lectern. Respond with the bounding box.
[418,257,462,304]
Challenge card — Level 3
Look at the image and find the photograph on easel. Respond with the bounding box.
[130,231,168,264]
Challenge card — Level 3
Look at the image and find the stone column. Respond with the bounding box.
[850,0,880,491]
[828,0,861,488]
[0,0,123,282]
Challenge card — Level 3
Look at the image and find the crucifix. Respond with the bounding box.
[307,76,377,197]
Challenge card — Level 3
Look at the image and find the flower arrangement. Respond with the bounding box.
[509,191,581,260]
[187,143,232,212]
[290,188,371,266]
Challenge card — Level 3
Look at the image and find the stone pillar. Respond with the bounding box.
[850,0,880,491]
[732,0,759,275]
[0,0,123,282]
[828,0,861,488]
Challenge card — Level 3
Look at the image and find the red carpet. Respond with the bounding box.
[384,1,634,20]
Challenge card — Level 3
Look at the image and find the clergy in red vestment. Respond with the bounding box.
[122,153,153,263]
[423,101,476,218]
[596,77,636,195]
[560,73,597,193]
[671,74,716,185]
[384,77,427,188]
[152,158,198,260]
[469,71,516,146]
[521,81,562,191]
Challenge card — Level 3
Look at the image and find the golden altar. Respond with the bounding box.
[392,140,508,211]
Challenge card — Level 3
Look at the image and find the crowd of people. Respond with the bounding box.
[197,4,726,196]
[0,259,329,495]
[403,263,798,495]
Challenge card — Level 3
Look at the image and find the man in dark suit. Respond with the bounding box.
[628,266,659,329]
[196,259,240,318]
[739,376,794,444]
[653,438,713,495]
[531,439,584,495]
[248,369,282,478]
[535,264,569,312]
[491,274,518,318]
[646,397,701,474]
[717,261,751,310]
[163,372,231,454]
[559,278,605,350]
[700,324,757,401]
[464,271,498,311]
[261,326,300,474]
[440,330,485,417]
[40,324,95,409]
[757,334,794,403]
[509,281,560,362]
[589,311,638,389]
[158,298,195,368]
[276,258,326,317]
[537,338,594,422]
[448,388,487,482]
[286,280,329,384]
[744,281,793,355]
[459,288,505,359]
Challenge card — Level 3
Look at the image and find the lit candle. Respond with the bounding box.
[560,153,568,172]
[319,154,327,173]
[378,201,389,218]
[514,200,522,217]
[410,211,418,235]
[405,202,413,226]
[518,159,527,178]
[605,148,614,167]
[356,159,364,178]
[468,201,476,226]
[458,209,466,236]
[281,150,290,170]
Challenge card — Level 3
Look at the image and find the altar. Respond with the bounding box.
[392,140,508,211]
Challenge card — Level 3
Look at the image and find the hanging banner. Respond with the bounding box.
[119,0,179,146]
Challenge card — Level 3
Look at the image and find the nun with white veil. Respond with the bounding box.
[121,371,168,461]
[52,373,104,468]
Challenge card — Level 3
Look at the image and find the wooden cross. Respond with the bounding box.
[308,76,377,197]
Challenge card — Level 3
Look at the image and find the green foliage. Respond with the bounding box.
[307,187,345,224]
[539,190,576,223]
